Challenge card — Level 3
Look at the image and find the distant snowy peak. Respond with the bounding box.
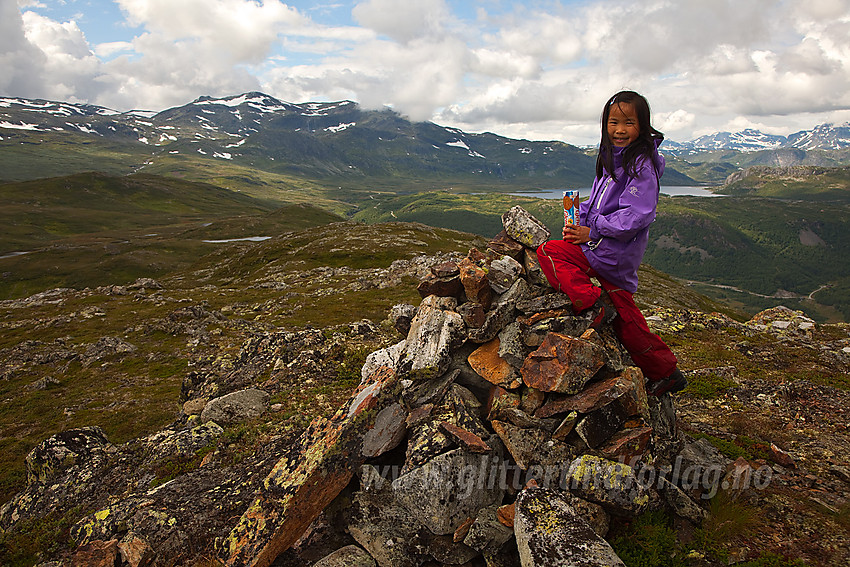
[787,122,850,150]
[674,122,850,152]
[3,93,850,156]
[190,92,356,117]
[0,97,119,118]
[689,129,786,152]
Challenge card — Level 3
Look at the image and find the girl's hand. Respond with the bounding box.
[563,224,591,244]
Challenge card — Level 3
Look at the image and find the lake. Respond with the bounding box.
[510,186,722,199]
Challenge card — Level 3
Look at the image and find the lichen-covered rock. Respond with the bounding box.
[657,476,708,524]
[746,305,816,339]
[561,493,610,538]
[487,230,526,260]
[346,485,430,567]
[647,394,682,466]
[218,366,402,567]
[361,340,406,381]
[501,206,550,249]
[516,293,573,315]
[489,407,557,433]
[467,279,529,344]
[404,383,488,471]
[514,487,625,566]
[82,336,137,366]
[598,426,653,463]
[389,304,417,336]
[463,504,515,552]
[459,255,493,309]
[348,481,478,567]
[523,249,548,287]
[488,255,523,294]
[536,368,647,418]
[24,426,112,486]
[145,421,223,462]
[566,455,653,516]
[497,323,530,370]
[457,301,487,328]
[574,402,630,448]
[491,420,550,471]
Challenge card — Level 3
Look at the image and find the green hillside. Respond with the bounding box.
[351,188,850,322]
[0,131,152,183]
[0,172,277,248]
[0,173,349,299]
[647,195,850,319]
[720,165,850,199]
[665,148,850,185]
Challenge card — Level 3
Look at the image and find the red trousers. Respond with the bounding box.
[537,240,677,381]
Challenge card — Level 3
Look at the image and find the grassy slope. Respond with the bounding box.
[0,219,482,506]
[0,173,350,299]
[0,132,152,183]
[720,166,850,200]
[0,172,276,248]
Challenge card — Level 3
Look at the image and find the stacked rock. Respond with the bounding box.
[219,206,708,567]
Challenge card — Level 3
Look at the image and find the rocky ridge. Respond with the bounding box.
[1,208,849,566]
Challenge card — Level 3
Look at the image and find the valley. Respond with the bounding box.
[1,93,850,565]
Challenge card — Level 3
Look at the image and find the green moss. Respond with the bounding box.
[0,506,87,567]
[610,510,687,567]
[682,371,738,399]
[689,432,752,460]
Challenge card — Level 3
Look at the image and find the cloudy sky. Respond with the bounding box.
[4,0,850,145]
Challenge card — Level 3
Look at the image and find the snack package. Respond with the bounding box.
[563,190,580,226]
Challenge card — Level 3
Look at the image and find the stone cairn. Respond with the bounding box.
[220,206,712,567]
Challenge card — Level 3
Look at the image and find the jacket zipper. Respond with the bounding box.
[596,178,612,211]
[586,177,611,251]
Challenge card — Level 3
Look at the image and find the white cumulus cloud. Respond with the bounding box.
[2,0,850,145]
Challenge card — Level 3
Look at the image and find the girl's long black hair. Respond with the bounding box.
[596,90,664,181]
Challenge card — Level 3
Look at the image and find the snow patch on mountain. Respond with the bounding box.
[0,121,43,131]
[672,122,850,153]
[325,122,355,133]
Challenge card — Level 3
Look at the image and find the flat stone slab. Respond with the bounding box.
[520,333,606,394]
[514,488,625,566]
[392,448,504,536]
[468,338,521,389]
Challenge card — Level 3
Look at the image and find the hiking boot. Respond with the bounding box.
[646,368,688,397]
[588,291,618,329]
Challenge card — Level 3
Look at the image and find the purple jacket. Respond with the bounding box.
[579,140,664,293]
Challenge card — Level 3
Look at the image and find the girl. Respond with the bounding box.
[537,90,686,396]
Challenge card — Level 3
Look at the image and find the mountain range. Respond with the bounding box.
[0,92,594,185]
[3,92,850,186]
[665,123,850,153]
